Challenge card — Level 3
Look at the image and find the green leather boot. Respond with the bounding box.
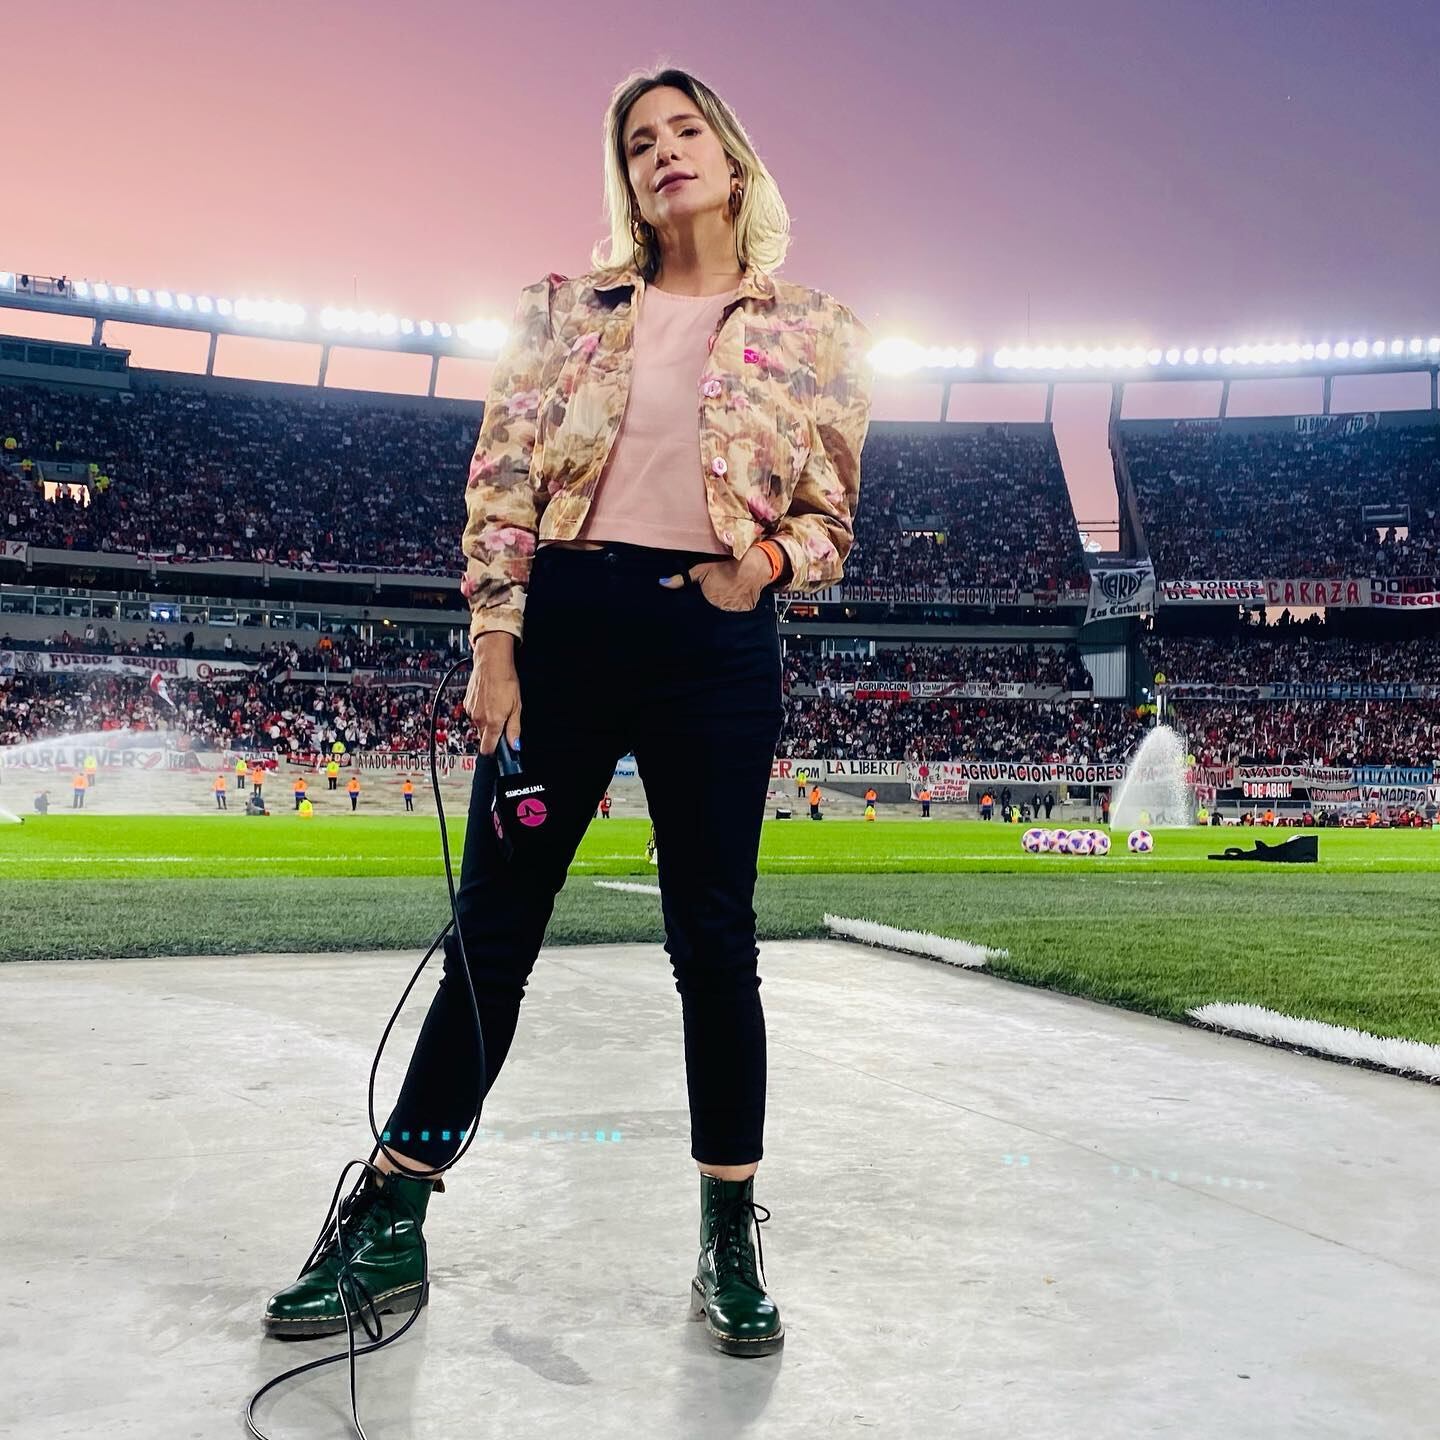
[689,1172,784,1356]
[263,1169,444,1339]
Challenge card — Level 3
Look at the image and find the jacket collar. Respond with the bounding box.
[593,259,776,306]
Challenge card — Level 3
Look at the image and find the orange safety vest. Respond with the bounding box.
[809,787,821,804]
[73,773,87,790]
[865,789,877,802]
[920,789,931,801]
[347,777,359,794]
[293,777,306,793]
[214,776,226,792]
[251,769,264,787]
[402,779,414,795]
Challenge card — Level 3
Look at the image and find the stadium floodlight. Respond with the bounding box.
[156,290,173,308]
[419,320,434,336]
[378,313,398,335]
[1165,348,1180,365]
[116,286,131,303]
[1316,341,1331,359]
[1300,343,1315,360]
[460,317,507,351]
[196,295,212,313]
[870,337,979,374]
[75,280,91,298]
[1201,346,1217,364]
[400,318,415,335]
[1353,339,1369,358]
[94,282,110,301]
[1409,337,1424,354]
[216,297,233,316]
[1334,340,1351,358]
[1390,338,1404,355]
[438,322,453,337]
[1147,347,1163,365]
[177,293,193,311]
[1183,347,1199,364]
[1430,338,1440,353]
[137,288,152,304]
[358,311,378,334]
[340,309,358,333]
[0,271,14,291]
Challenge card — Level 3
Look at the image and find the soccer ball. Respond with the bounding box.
[1022,828,1046,853]
[1092,831,1111,856]
[1067,830,1094,855]
[1052,829,1069,850]
[1038,829,1059,851]
[1127,828,1154,853]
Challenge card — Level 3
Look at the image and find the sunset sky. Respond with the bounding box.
[5,0,1437,539]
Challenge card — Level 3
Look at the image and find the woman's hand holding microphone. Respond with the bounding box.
[466,632,522,759]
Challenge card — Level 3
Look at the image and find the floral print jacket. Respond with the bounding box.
[460,259,873,643]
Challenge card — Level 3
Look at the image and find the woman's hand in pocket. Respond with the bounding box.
[659,547,771,611]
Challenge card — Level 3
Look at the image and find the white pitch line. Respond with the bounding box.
[823,914,1007,968]
[594,880,662,896]
[1188,1002,1440,1082]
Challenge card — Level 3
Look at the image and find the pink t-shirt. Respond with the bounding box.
[571,282,738,554]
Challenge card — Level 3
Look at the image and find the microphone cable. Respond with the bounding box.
[246,655,517,1439]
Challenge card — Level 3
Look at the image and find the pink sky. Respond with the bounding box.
[5,0,1436,543]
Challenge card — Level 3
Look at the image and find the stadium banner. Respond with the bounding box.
[1235,764,1356,788]
[1368,577,1440,609]
[1084,561,1156,625]
[1353,764,1437,786]
[907,759,1128,797]
[0,741,197,772]
[0,540,27,563]
[1264,578,1366,608]
[1164,681,1439,702]
[1157,578,1267,605]
[772,757,907,782]
[1293,412,1377,437]
[840,681,1062,701]
[807,582,1086,608]
[0,650,259,679]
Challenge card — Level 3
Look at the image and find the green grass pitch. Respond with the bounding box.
[2,814,1436,1045]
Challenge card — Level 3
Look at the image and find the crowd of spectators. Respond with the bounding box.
[1121,419,1440,579]
[3,384,1091,599]
[779,696,1143,762]
[783,641,1088,692]
[1174,700,1440,768]
[0,674,470,755]
[6,666,1436,766]
[1140,629,1440,685]
[2,380,474,572]
[1,672,1139,763]
[844,428,1091,596]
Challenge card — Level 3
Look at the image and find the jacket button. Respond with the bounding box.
[702,378,723,397]
[723,530,734,544]
[711,457,728,476]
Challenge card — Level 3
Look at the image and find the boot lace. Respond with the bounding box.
[299,1177,394,1342]
[712,1195,772,1292]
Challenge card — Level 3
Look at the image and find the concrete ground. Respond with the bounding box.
[3,939,1436,1439]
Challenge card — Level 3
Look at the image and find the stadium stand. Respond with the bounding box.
[846,424,1090,596]
[2,382,1089,600]
[1117,411,1440,580]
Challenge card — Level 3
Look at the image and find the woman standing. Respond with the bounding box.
[264,65,872,1358]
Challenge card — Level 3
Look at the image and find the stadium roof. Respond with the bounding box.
[5,265,1439,392]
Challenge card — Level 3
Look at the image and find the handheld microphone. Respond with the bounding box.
[490,733,549,861]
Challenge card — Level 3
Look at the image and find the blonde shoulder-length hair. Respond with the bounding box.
[588,66,790,284]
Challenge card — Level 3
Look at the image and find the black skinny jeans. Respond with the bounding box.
[382,541,785,1168]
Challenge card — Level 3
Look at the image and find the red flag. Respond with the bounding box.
[149,671,176,710]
